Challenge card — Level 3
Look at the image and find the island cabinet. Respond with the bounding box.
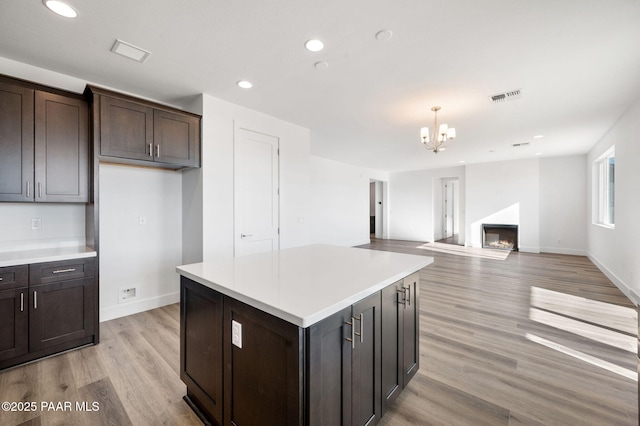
[178,244,432,426]
[0,258,96,370]
[181,277,305,426]
[0,77,89,203]
[380,272,420,414]
[307,292,382,426]
[85,85,201,169]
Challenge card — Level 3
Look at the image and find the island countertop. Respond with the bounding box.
[176,244,433,327]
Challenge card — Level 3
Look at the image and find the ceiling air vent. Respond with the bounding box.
[490,89,522,103]
[512,142,530,147]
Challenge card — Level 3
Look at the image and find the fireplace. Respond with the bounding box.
[482,224,518,251]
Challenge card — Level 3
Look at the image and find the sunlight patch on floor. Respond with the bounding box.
[526,333,637,381]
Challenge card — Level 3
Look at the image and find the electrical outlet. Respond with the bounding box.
[118,287,137,304]
[31,218,41,230]
[232,320,242,348]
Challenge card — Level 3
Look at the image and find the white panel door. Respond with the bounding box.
[234,127,279,257]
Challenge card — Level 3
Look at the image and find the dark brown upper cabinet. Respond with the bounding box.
[86,86,201,169]
[0,77,89,203]
[0,80,34,202]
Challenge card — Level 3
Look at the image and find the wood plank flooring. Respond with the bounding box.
[0,239,636,425]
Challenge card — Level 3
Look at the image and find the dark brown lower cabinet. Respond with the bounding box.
[0,259,96,370]
[28,277,94,352]
[0,287,28,362]
[181,274,413,426]
[381,272,420,415]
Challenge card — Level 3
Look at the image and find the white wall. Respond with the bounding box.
[193,94,311,262]
[309,157,387,247]
[99,164,182,321]
[539,155,587,255]
[466,159,539,252]
[388,166,465,242]
[587,99,640,303]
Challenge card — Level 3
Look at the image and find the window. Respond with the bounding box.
[593,146,615,227]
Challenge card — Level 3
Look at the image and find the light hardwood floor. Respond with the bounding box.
[0,239,636,425]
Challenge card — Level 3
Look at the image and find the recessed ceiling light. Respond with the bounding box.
[533,135,544,139]
[314,61,329,70]
[535,152,543,156]
[305,39,324,52]
[43,0,77,18]
[237,80,253,89]
[111,39,151,63]
[375,30,393,41]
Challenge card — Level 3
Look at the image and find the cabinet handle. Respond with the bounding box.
[20,293,24,312]
[38,182,42,198]
[345,318,355,349]
[149,143,153,157]
[0,277,3,281]
[396,288,407,309]
[356,313,364,343]
[26,181,31,198]
[404,286,411,306]
[53,268,76,274]
[34,291,37,309]
[156,144,160,157]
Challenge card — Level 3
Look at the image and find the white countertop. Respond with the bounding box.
[176,244,433,327]
[0,246,97,268]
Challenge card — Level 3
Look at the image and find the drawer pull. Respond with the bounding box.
[53,268,76,274]
[0,277,3,281]
[404,286,411,306]
[20,293,24,312]
[34,291,37,309]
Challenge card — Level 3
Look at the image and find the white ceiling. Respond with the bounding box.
[2,0,640,172]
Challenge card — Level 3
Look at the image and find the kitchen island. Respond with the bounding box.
[176,244,433,426]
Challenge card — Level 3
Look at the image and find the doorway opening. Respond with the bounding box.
[437,178,460,245]
[369,180,385,240]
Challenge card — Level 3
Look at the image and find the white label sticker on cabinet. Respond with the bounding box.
[232,320,242,348]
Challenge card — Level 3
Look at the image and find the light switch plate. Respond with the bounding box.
[232,320,242,348]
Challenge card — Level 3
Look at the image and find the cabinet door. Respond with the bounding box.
[29,277,94,352]
[34,91,89,202]
[223,297,304,426]
[0,81,34,202]
[100,95,153,161]
[402,272,420,386]
[351,292,381,426]
[153,109,200,167]
[306,305,352,426]
[180,277,223,425]
[380,280,404,414]
[0,288,28,361]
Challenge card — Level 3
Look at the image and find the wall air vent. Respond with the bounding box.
[490,89,522,103]
[512,142,530,147]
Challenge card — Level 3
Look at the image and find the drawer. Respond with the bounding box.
[29,258,95,285]
[0,265,28,290]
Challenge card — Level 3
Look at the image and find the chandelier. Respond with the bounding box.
[420,106,456,154]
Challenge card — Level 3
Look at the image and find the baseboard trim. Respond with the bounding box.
[100,291,180,322]
[587,252,639,306]
[539,247,587,256]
